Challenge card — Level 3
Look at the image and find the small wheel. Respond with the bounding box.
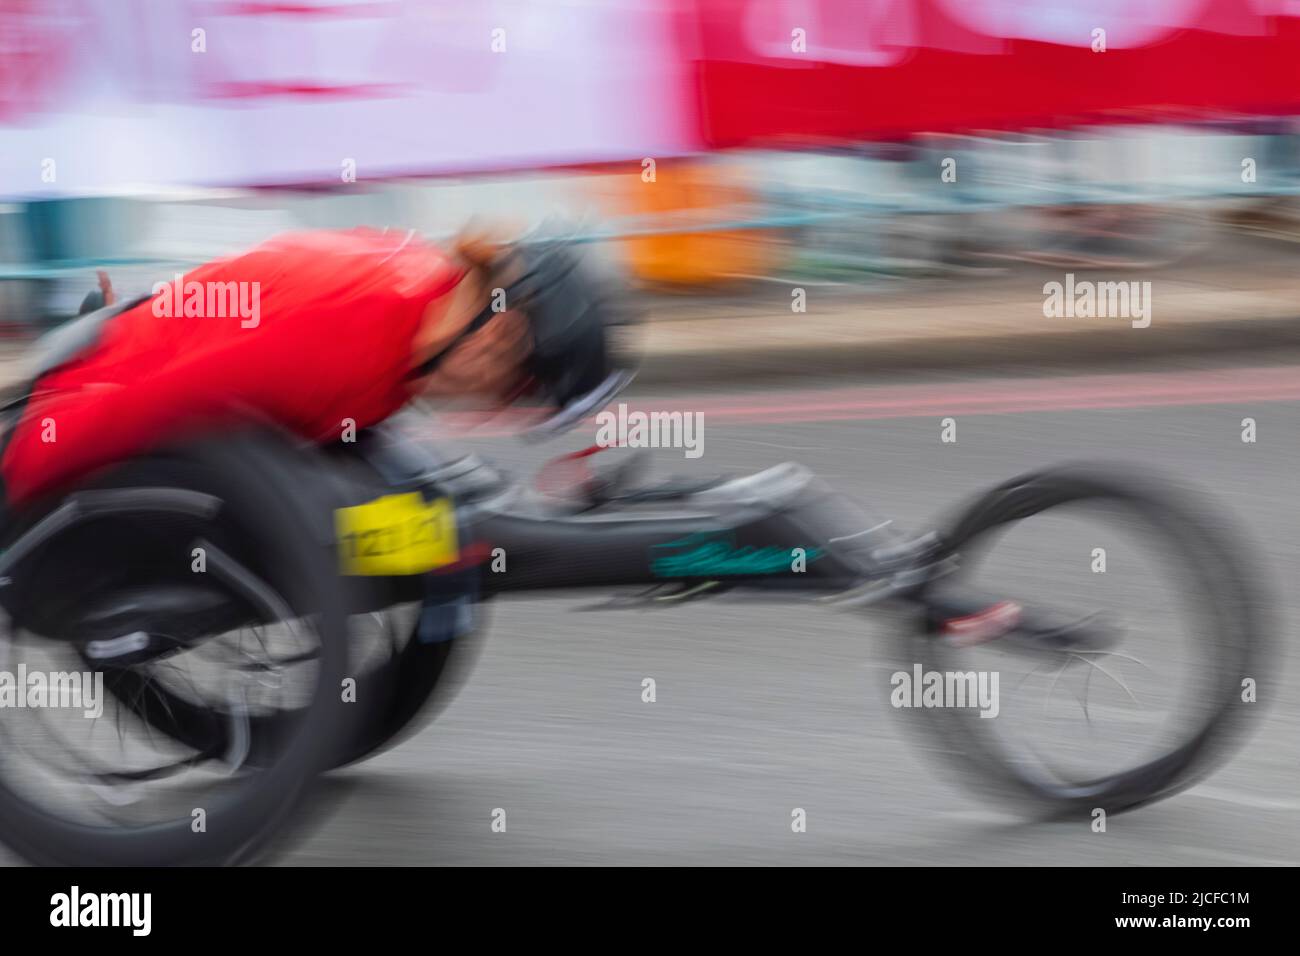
[896,465,1273,817]
[0,434,352,865]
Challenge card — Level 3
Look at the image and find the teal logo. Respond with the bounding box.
[650,532,822,578]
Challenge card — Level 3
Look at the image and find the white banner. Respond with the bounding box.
[0,0,694,197]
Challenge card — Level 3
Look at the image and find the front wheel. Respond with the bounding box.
[895,464,1273,818]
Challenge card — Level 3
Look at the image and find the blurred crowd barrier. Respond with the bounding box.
[3,0,1300,328]
[3,126,1299,330]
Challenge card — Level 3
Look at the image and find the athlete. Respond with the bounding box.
[0,227,627,506]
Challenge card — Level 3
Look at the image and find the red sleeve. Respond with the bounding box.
[2,229,465,504]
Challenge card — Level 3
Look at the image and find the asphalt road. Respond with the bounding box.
[274,358,1300,866]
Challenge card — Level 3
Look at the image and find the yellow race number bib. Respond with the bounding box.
[335,493,459,576]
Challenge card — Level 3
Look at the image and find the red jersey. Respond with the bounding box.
[1,229,464,504]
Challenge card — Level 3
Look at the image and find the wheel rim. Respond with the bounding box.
[0,513,329,834]
[909,486,1256,807]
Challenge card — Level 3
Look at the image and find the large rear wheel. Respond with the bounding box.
[0,435,352,865]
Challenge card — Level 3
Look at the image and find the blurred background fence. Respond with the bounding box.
[2,0,1299,334]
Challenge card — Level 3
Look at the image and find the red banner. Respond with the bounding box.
[684,0,1300,146]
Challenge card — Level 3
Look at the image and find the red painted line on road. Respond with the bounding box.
[433,365,1300,436]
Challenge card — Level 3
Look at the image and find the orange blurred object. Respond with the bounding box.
[617,159,780,287]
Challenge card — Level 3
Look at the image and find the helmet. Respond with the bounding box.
[415,234,639,437]
[502,239,637,431]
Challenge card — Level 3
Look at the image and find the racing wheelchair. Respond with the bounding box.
[0,254,1273,865]
[0,405,1273,865]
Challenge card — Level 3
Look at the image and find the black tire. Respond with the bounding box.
[898,464,1273,818]
[328,603,485,769]
[0,433,352,865]
[96,601,483,772]
[82,451,486,771]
